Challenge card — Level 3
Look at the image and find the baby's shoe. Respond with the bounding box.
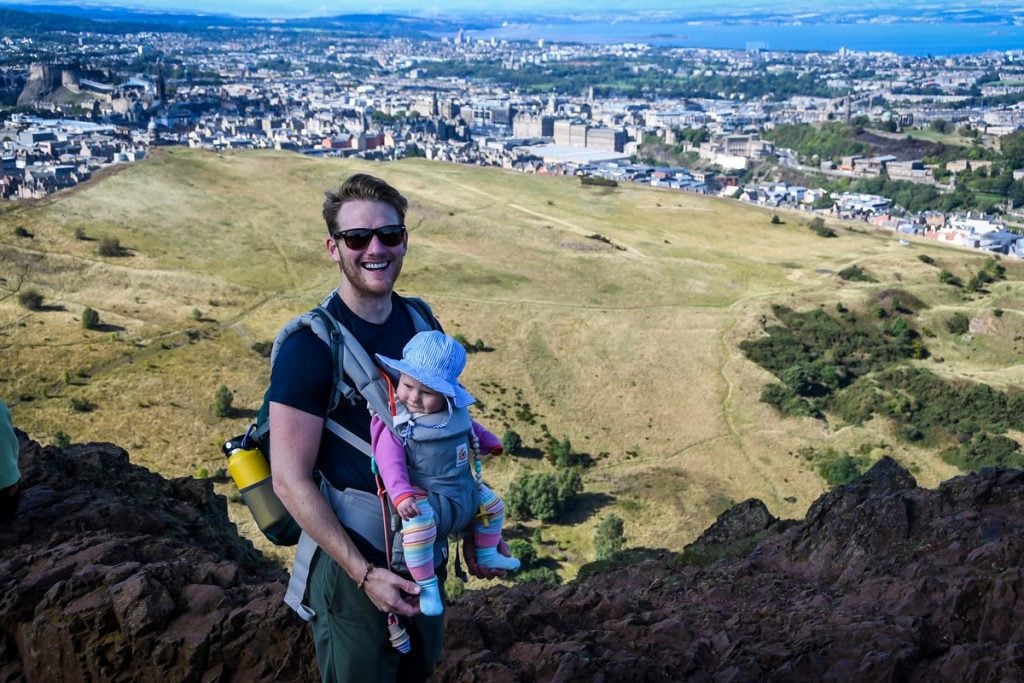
[417,576,444,616]
[476,546,521,571]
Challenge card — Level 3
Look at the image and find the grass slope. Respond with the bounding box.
[2,147,1022,572]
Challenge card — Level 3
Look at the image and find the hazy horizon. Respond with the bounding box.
[1,0,1021,20]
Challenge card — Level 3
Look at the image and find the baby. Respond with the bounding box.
[372,330,519,616]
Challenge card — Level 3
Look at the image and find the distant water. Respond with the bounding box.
[470,20,1024,56]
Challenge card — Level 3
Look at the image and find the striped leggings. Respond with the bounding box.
[402,483,506,582]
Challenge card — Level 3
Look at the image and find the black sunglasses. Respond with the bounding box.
[332,224,406,250]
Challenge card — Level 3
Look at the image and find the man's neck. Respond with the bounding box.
[337,283,393,324]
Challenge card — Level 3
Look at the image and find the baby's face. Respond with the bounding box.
[396,374,447,415]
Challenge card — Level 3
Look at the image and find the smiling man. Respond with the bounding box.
[268,174,443,680]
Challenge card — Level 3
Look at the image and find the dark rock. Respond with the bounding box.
[0,434,316,681]
[440,461,1024,682]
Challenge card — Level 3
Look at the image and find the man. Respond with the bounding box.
[270,174,502,681]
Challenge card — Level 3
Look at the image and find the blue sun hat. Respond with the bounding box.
[376,330,476,409]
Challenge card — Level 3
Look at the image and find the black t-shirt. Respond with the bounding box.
[267,291,420,559]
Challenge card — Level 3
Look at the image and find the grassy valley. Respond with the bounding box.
[2,148,1022,574]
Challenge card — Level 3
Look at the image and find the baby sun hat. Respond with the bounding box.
[376,330,476,409]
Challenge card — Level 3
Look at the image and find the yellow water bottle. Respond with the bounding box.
[222,429,298,545]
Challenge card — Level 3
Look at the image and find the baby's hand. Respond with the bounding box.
[396,498,420,520]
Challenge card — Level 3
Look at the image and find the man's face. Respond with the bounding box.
[327,199,407,299]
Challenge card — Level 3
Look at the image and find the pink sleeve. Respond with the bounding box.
[370,415,416,505]
[472,420,503,455]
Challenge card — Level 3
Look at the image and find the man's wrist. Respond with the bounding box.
[356,562,376,591]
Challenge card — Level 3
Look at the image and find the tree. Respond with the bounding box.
[594,514,626,560]
[81,307,100,330]
[213,385,234,418]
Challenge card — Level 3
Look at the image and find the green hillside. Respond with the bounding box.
[2,148,1022,573]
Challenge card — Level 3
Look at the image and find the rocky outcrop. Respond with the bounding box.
[0,433,315,682]
[439,458,1024,682]
[4,432,1023,682]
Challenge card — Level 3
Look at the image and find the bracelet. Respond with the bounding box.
[356,563,376,592]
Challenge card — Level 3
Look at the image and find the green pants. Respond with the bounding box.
[307,548,445,682]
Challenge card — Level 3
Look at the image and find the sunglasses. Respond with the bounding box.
[332,224,406,250]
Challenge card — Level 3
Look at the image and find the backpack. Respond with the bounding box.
[245,292,440,546]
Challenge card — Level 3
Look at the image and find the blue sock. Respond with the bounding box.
[417,576,443,616]
[476,546,521,571]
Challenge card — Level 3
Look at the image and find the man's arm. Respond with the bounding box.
[269,401,421,616]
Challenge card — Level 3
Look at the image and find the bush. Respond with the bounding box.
[507,469,582,522]
[838,265,876,282]
[17,289,44,310]
[770,214,782,225]
[946,312,970,335]
[941,433,1023,471]
[917,254,935,265]
[213,385,234,418]
[515,567,562,585]
[70,397,94,413]
[52,431,71,449]
[580,175,617,187]
[507,538,537,569]
[938,269,961,286]
[97,237,124,257]
[74,227,87,240]
[13,226,30,238]
[250,340,272,358]
[81,306,100,330]
[501,429,522,455]
[594,514,626,560]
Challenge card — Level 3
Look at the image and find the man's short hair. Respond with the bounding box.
[323,173,408,234]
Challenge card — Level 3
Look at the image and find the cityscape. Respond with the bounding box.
[2,4,1024,256]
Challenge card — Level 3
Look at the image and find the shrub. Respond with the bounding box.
[993,308,1003,318]
[941,433,1023,471]
[81,306,100,330]
[195,466,209,479]
[507,469,582,522]
[191,308,203,321]
[917,254,935,265]
[594,514,626,560]
[946,312,970,335]
[938,269,961,286]
[97,237,123,257]
[813,225,837,238]
[580,175,618,188]
[838,265,876,282]
[770,214,782,225]
[52,431,71,449]
[213,385,234,418]
[501,429,522,455]
[74,227,87,240]
[13,226,30,238]
[70,397,94,413]
[251,340,272,357]
[819,454,869,487]
[515,567,562,585]
[17,289,44,310]
[507,538,537,569]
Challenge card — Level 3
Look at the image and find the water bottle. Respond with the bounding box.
[222,430,297,544]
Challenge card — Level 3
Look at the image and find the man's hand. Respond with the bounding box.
[462,535,510,579]
[362,566,422,617]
